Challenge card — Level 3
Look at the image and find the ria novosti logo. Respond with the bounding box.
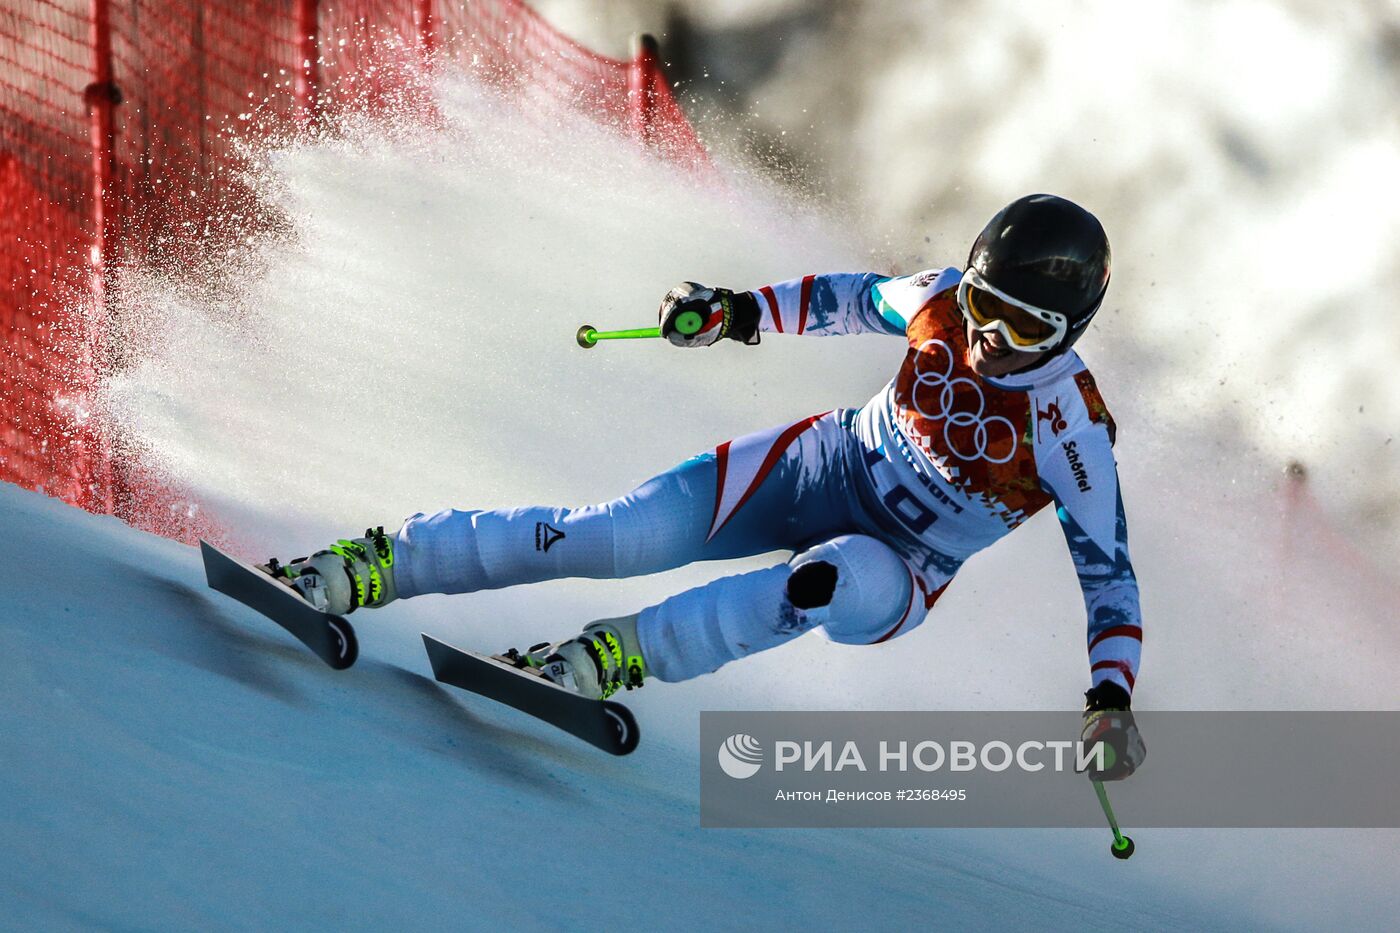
[717,733,764,779]
[715,735,1108,778]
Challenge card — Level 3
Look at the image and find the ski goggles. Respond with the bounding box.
[957,268,1068,353]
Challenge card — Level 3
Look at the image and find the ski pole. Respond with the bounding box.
[575,325,660,348]
[576,308,705,349]
[1093,780,1135,859]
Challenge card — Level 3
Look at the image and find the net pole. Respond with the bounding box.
[295,0,321,125]
[628,33,660,149]
[84,0,119,514]
[415,0,436,56]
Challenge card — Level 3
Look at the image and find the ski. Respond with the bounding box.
[421,634,639,756]
[200,540,359,670]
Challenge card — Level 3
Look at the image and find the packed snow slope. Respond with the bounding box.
[57,64,1400,926]
[2,480,1397,931]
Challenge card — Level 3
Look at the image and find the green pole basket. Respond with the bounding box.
[576,309,705,349]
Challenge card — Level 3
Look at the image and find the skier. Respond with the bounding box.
[274,194,1145,778]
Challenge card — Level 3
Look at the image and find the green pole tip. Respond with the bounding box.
[576,324,598,348]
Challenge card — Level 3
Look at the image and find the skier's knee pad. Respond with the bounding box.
[788,535,912,645]
[786,559,838,609]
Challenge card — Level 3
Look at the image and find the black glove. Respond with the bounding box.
[658,282,761,348]
[1079,682,1145,781]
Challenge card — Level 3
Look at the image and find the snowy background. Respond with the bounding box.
[6,0,1400,928]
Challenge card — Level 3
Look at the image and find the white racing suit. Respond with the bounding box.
[392,268,1143,694]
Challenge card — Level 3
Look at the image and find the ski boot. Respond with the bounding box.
[501,615,647,700]
[264,526,399,616]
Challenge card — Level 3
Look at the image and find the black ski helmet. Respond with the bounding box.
[966,194,1111,353]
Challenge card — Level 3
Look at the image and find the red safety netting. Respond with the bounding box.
[0,0,708,539]
[0,1,103,508]
[434,1,708,164]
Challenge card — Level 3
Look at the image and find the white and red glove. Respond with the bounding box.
[658,282,761,348]
[1079,682,1146,781]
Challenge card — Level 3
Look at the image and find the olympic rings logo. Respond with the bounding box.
[909,339,1019,464]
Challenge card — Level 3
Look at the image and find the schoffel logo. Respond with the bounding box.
[718,734,764,779]
[1061,440,1092,491]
